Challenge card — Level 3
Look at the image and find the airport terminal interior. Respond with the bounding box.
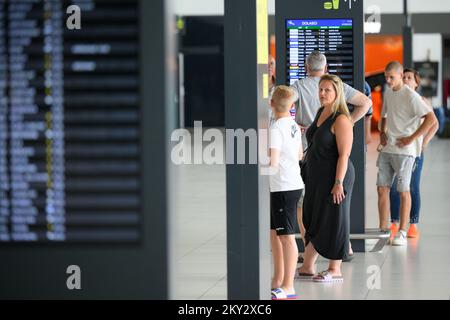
[0,0,449,300]
[172,0,450,300]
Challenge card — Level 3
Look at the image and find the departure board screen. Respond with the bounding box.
[0,0,141,242]
[286,19,353,86]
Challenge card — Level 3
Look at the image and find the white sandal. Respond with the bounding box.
[271,288,297,300]
[312,270,344,283]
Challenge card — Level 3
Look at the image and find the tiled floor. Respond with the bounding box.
[173,133,450,300]
[173,158,227,300]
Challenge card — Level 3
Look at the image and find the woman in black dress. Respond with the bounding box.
[297,74,355,282]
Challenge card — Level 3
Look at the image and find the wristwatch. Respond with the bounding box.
[335,179,342,185]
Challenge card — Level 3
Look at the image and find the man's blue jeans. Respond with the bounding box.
[389,154,424,224]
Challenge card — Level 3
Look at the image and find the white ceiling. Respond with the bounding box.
[173,0,450,15]
[365,0,450,13]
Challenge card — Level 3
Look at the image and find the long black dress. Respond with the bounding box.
[303,107,355,260]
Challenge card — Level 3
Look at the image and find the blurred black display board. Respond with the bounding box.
[0,0,141,243]
[0,0,174,299]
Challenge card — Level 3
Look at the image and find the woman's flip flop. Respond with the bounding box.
[295,270,314,281]
[312,270,344,283]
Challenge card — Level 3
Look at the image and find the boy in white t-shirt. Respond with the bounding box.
[377,61,437,246]
[269,86,304,300]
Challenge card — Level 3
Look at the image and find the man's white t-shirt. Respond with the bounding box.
[269,117,304,192]
[381,85,431,157]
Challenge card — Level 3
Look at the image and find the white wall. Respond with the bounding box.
[413,34,443,106]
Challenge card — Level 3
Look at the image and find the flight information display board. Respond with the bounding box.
[286,19,353,85]
[0,0,141,242]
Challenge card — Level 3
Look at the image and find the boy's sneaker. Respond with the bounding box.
[389,223,399,238]
[407,224,419,238]
[392,230,407,246]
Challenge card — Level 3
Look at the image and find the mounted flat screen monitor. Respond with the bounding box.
[286,19,354,86]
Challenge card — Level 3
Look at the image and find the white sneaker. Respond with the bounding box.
[392,230,407,246]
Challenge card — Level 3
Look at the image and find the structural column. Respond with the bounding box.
[403,0,414,68]
[144,0,176,299]
[224,0,271,300]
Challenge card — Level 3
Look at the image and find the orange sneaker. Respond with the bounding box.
[407,224,419,238]
[389,223,399,238]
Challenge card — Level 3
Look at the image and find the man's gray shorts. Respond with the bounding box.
[376,152,415,192]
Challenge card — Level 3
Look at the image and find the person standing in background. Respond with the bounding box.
[268,55,277,127]
[388,68,439,239]
[377,61,437,246]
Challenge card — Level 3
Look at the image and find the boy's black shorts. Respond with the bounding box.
[270,189,303,235]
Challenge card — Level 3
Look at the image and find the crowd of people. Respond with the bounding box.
[268,52,438,300]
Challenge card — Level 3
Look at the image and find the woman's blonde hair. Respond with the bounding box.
[319,74,351,119]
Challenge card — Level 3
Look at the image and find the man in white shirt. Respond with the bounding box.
[269,85,304,300]
[377,61,437,246]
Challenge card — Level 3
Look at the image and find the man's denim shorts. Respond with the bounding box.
[376,152,415,192]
